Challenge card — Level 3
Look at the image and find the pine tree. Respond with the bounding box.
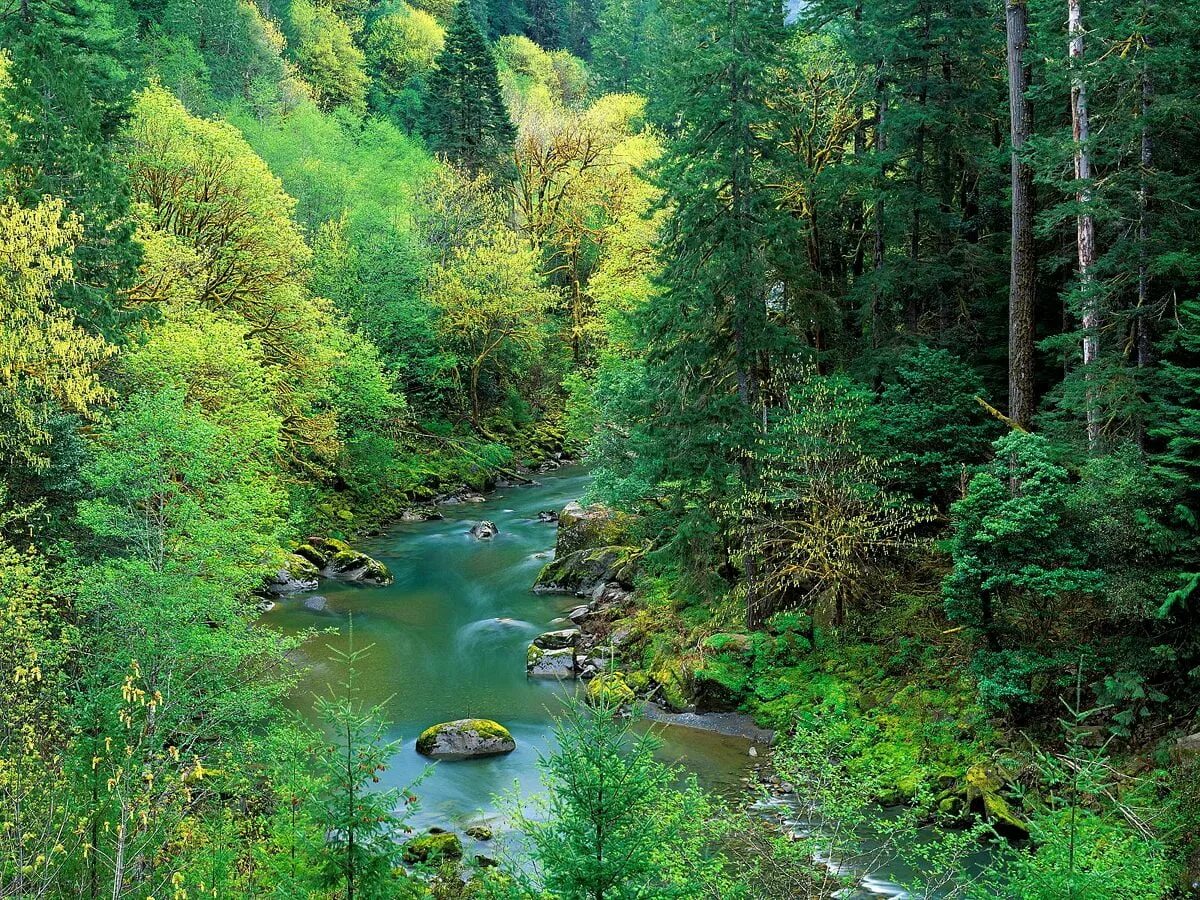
[424,2,516,178]
[310,626,417,900]
[625,0,794,613]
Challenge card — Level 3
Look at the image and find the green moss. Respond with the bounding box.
[586,672,635,707]
[416,719,514,755]
[402,831,463,864]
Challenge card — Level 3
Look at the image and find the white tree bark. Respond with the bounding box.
[1070,0,1099,448]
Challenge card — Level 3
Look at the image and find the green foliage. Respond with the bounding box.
[424,1,516,177]
[310,630,419,898]
[879,346,1001,505]
[286,0,369,115]
[500,698,739,898]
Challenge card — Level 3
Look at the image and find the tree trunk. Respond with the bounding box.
[871,62,887,349]
[1070,0,1099,450]
[1006,0,1036,429]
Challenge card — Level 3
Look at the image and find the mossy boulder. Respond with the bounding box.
[533,546,639,596]
[465,824,493,841]
[692,657,748,713]
[415,719,516,759]
[965,764,1029,839]
[402,831,463,864]
[526,644,576,678]
[294,542,328,568]
[326,549,393,586]
[556,502,633,556]
[702,633,753,657]
[651,660,691,712]
[533,629,578,650]
[266,553,320,594]
[586,672,636,708]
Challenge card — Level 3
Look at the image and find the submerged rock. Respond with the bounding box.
[402,831,463,864]
[302,595,329,612]
[469,521,499,540]
[416,719,516,759]
[537,510,559,523]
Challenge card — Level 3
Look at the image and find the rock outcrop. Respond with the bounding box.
[415,719,516,759]
[533,546,638,596]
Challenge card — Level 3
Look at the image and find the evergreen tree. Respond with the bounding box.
[424,2,516,177]
[502,698,737,898]
[0,25,140,339]
[310,628,417,900]
[621,0,793,609]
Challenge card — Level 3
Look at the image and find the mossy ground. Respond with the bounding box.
[609,567,1000,806]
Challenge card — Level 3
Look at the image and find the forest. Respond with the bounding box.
[0,0,1199,895]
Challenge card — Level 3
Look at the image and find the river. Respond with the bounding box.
[264,468,759,833]
[265,465,948,897]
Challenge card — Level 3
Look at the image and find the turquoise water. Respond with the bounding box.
[264,466,758,836]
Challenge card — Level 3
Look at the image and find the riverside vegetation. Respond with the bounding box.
[1,0,1199,897]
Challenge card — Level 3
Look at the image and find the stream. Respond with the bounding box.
[264,465,927,897]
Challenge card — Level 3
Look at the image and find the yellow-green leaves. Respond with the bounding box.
[0,198,115,470]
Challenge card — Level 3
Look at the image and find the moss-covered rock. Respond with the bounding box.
[324,548,393,586]
[586,672,636,707]
[965,764,1029,839]
[465,824,493,841]
[526,644,576,678]
[402,831,463,864]
[533,629,578,650]
[293,542,328,568]
[651,660,691,712]
[702,633,753,657]
[533,546,639,596]
[556,502,633,556]
[266,553,320,594]
[415,719,516,759]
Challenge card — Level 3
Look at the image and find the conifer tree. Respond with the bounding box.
[625,0,793,610]
[0,25,140,339]
[424,2,516,178]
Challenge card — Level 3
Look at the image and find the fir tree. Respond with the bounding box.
[424,2,516,178]
[625,0,794,614]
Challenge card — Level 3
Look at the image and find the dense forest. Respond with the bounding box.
[1,0,1199,895]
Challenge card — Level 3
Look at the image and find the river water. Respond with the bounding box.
[263,465,952,897]
[264,467,760,836]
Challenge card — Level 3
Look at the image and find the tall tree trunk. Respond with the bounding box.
[1006,0,1036,428]
[1070,0,1099,449]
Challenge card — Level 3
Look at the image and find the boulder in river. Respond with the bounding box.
[527,644,576,678]
[327,550,393,585]
[533,546,638,596]
[536,510,558,523]
[469,521,499,540]
[416,719,516,759]
[302,595,329,612]
[266,553,319,594]
[465,824,493,841]
[402,830,463,864]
